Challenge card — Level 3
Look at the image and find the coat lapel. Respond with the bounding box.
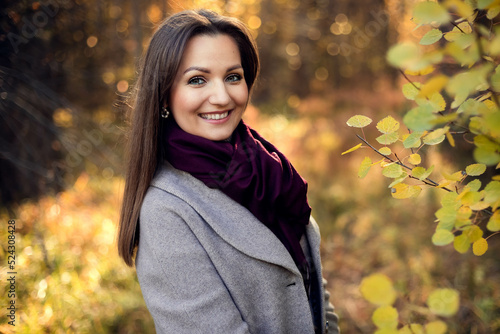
[151,163,302,277]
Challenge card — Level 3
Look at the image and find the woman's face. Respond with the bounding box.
[169,34,248,141]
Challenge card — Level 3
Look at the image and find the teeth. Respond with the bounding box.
[200,111,229,120]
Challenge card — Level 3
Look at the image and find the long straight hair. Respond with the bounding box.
[118,9,260,266]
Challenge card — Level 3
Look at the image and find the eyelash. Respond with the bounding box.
[187,74,243,86]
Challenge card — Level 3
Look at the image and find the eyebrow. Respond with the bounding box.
[183,64,243,74]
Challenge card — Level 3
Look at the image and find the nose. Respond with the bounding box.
[208,81,230,106]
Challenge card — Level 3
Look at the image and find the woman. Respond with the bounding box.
[118,9,339,334]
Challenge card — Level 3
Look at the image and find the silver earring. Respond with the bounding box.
[161,106,170,119]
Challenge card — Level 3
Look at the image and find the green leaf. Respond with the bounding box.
[376,132,399,145]
[486,211,500,232]
[377,116,400,134]
[347,115,372,128]
[402,82,421,100]
[484,181,500,204]
[342,143,363,155]
[441,191,459,208]
[479,0,497,10]
[372,306,398,329]
[358,156,372,178]
[484,109,500,138]
[412,165,434,180]
[432,229,455,245]
[386,42,420,69]
[474,147,500,166]
[457,99,488,115]
[403,131,424,148]
[437,220,455,231]
[427,288,459,316]
[446,65,493,101]
[379,147,392,156]
[388,175,408,188]
[427,92,446,112]
[466,163,487,176]
[465,179,482,192]
[454,234,470,254]
[473,238,488,256]
[413,1,451,25]
[360,273,396,306]
[383,164,404,178]
[420,28,443,45]
[444,22,474,47]
[423,127,448,145]
[404,106,436,131]
[435,206,457,227]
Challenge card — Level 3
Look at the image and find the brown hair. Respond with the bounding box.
[118,9,260,266]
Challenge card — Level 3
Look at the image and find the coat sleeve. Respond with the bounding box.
[323,278,340,334]
[136,187,251,334]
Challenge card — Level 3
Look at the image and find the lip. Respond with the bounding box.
[198,109,232,124]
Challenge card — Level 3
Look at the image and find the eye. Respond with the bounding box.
[226,73,242,83]
[188,77,206,86]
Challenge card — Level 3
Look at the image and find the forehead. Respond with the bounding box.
[179,34,242,69]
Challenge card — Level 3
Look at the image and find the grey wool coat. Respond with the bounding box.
[136,162,340,334]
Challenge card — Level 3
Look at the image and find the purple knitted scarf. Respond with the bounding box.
[164,120,311,275]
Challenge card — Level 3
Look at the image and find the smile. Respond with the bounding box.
[199,111,230,120]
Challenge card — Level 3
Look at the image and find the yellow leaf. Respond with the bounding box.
[360,273,397,306]
[418,75,449,99]
[400,324,425,334]
[446,131,455,147]
[473,238,488,256]
[487,210,500,231]
[427,288,460,317]
[487,5,500,19]
[408,153,422,165]
[358,156,372,178]
[428,92,446,112]
[444,0,474,19]
[372,306,399,329]
[442,170,465,181]
[470,201,490,211]
[444,22,472,42]
[347,115,372,128]
[425,320,448,334]
[391,183,422,199]
[377,116,400,134]
[379,147,392,156]
[437,179,453,188]
[342,143,363,155]
[463,225,483,242]
[405,66,435,76]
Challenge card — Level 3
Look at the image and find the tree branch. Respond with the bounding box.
[356,134,452,192]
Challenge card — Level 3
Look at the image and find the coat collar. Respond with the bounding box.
[151,162,302,277]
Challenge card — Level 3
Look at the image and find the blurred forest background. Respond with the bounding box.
[0,0,498,333]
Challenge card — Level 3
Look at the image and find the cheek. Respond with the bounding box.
[171,88,202,114]
[233,86,249,106]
